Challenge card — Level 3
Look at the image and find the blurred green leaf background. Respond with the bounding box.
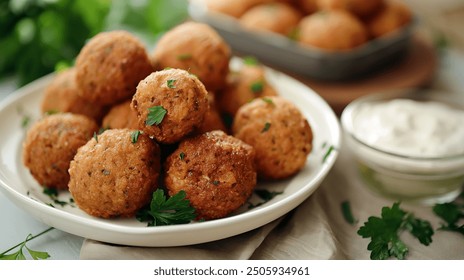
[0,0,189,86]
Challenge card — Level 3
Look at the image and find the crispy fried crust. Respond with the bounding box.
[22,113,99,190]
[68,129,161,218]
[164,130,257,220]
[232,96,313,180]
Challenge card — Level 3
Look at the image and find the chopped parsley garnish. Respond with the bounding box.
[243,56,259,66]
[322,145,336,163]
[433,201,464,235]
[146,106,167,126]
[179,152,185,161]
[248,189,283,209]
[341,200,357,225]
[177,53,192,60]
[167,79,176,88]
[0,227,53,260]
[131,130,141,143]
[44,109,59,115]
[261,122,271,133]
[21,115,30,128]
[136,189,196,226]
[287,27,300,41]
[93,131,98,142]
[212,180,220,186]
[357,202,434,260]
[250,80,264,94]
[43,187,74,207]
[261,97,274,105]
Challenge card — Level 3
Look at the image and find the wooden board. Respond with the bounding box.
[290,34,437,116]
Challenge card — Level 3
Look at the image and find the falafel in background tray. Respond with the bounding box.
[190,0,414,80]
[22,21,314,223]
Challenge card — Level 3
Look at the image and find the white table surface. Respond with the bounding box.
[1,47,463,260]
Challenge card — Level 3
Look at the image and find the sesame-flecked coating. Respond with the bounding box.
[298,10,368,50]
[22,113,99,190]
[131,68,209,144]
[150,22,230,91]
[41,68,107,123]
[232,97,313,180]
[75,30,153,106]
[68,129,161,218]
[102,100,139,130]
[164,130,257,220]
[217,64,278,117]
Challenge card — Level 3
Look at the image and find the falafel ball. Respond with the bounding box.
[75,30,153,106]
[365,0,412,38]
[317,0,385,18]
[232,96,313,180]
[102,100,139,130]
[131,68,209,144]
[22,113,99,190]
[204,0,268,18]
[151,22,231,91]
[295,0,319,15]
[68,129,161,218]
[195,92,228,134]
[298,10,368,50]
[164,130,257,220]
[41,68,106,123]
[240,2,303,36]
[217,63,278,117]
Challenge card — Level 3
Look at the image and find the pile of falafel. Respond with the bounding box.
[23,21,313,222]
[205,0,412,51]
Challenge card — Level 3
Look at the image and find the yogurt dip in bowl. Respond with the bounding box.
[341,89,464,204]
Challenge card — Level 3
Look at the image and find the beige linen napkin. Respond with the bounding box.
[80,138,464,260]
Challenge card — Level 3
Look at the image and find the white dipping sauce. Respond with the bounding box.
[352,99,464,158]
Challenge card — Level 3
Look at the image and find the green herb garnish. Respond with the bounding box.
[341,200,357,225]
[322,145,335,163]
[0,227,53,260]
[243,56,259,66]
[179,152,185,161]
[167,79,176,88]
[248,189,283,209]
[145,105,167,126]
[261,122,271,133]
[357,202,434,260]
[212,180,220,186]
[136,189,196,226]
[433,201,464,235]
[21,115,31,128]
[261,97,274,105]
[131,130,141,143]
[93,131,98,142]
[44,109,59,115]
[250,81,264,94]
[43,187,74,207]
[177,53,192,60]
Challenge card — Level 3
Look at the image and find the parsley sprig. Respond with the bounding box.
[0,227,53,260]
[433,200,464,235]
[357,202,434,260]
[146,106,167,126]
[136,189,196,226]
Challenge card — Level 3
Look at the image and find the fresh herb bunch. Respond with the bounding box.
[357,202,434,260]
[0,0,110,86]
[433,197,464,235]
[136,189,196,226]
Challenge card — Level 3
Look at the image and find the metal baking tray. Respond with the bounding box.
[188,0,414,81]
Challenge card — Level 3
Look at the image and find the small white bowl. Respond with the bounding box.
[341,89,464,205]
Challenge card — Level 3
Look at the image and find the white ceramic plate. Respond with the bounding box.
[0,61,341,247]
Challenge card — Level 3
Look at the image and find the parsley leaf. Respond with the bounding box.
[43,187,74,207]
[433,201,464,235]
[248,189,283,209]
[131,130,141,143]
[341,200,357,225]
[0,227,53,260]
[357,202,434,260]
[261,122,271,133]
[145,106,167,126]
[167,79,176,88]
[261,97,274,105]
[250,81,264,94]
[243,56,259,66]
[322,145,336,163]
[136,189,196,226]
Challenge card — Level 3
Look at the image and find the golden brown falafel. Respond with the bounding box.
[164,130,257,220]
[365,0,412,38]
[41,68,106,123]
[68,128,161,218]
[151,22,231,91]
[298,10,368,50]
[102,100,139,130]
[22,113,99,190]
[131,68,209,144]
[317,0,385,18]
[232,96,313,180]
[75,30,153,106]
